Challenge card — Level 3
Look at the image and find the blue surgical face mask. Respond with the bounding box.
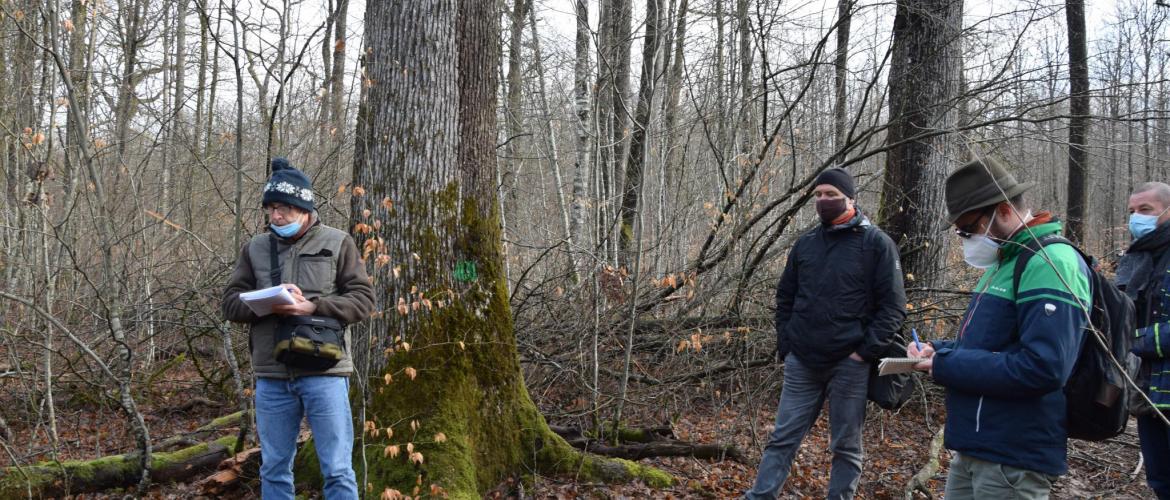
[1130,212,1164,240]
[270,220,302,238]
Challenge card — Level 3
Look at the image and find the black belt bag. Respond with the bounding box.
[274,315,345,371]
[268,234,345,371]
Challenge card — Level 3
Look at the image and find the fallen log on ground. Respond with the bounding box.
[576,441,746,463]
[0,411,247,497]
[549,425,745,463]
[549,424,674,445]
[0,436,238,498]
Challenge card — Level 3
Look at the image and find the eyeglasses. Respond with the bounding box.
[953,208,994,239]
[263,204,296,216]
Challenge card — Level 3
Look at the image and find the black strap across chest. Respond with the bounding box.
[269,235,282,286]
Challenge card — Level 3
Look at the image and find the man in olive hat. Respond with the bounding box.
[745,168,906,499]
[907,158,1090,499]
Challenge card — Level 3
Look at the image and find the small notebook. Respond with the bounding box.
[239,286,296,316]
[878,357,925,376]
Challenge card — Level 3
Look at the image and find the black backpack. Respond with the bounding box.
[859,225,916,411]
[1012,234,1137,441]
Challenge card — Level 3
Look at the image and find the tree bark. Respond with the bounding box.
[348,1,672,495]
[329,0,349,176]
[65,0,90,203]
[617,0,661,268]
[569,0,590,269]
[834,0,853,163]
[1065,0,1089,244]
[878,0,962,290]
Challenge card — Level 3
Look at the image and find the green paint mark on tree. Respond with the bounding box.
[454,260,478,282]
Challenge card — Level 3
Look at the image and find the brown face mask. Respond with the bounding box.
[815,197,848,223]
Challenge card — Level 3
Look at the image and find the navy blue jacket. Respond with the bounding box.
[1119,223,1170,412]
[931,220,1089,476]
[774,210,906,370]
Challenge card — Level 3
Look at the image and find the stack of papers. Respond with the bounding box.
[239,286,296,316]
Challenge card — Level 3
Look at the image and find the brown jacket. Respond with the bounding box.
[222,220,375,378]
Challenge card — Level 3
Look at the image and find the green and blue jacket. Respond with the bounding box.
[932,220,1090,476]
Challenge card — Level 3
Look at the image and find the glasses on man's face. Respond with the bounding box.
[263,204,295,216]
[953,209,992,239]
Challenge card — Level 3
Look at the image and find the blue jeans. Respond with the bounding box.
[1139,413,1170,499]
[255,376,358,500]
[746,353,870,500]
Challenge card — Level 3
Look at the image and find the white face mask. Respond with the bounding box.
[961,211,1001,269]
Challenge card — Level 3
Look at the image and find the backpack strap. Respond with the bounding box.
[269,234,283,286]
[1011,233,1074,298]
[860,224,882,315]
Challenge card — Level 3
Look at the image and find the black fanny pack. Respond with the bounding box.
[274,315,345,371]
[268,235,345,371]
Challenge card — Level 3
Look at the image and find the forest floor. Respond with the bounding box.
[529,394,1149,499]
[0,362,1153,499]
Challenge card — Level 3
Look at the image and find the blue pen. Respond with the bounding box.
[911,328,922,352]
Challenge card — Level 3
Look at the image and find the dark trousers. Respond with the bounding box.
[1139,413,1170,500]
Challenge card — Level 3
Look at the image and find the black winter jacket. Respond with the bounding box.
[774,210,906,370]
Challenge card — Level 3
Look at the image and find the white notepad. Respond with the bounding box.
[878,357,925,376]
[239,286,296,317]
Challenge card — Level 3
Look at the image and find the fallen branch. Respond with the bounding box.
[576,440,745,463]
[598,356,774,386]
[905,428,946,499]
[549,424,674,445]
[196,447,263,496]
[197,425,310,495]
[548,425,744,463]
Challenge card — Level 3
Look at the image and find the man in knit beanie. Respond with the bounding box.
[222,157,374,499]
[745,167,906,499]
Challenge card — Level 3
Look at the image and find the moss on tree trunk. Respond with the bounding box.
[324,2,674,497]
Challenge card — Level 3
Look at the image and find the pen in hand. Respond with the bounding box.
[911,328,922,353]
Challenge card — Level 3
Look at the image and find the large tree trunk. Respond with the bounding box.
[348,1,671,496]
[878,0,962,290]
[1065,0,1089,244]
[617,0,661,268]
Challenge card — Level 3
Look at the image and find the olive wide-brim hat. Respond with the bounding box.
[944,158,1034,224]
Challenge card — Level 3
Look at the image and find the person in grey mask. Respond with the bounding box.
[908,158,1090,500]
[744,167,906,499]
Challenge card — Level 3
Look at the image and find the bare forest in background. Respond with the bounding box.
[0,0,1167,497]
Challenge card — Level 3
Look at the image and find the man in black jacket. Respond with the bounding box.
[745,168,907,500]
[1118,181,1170,499]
